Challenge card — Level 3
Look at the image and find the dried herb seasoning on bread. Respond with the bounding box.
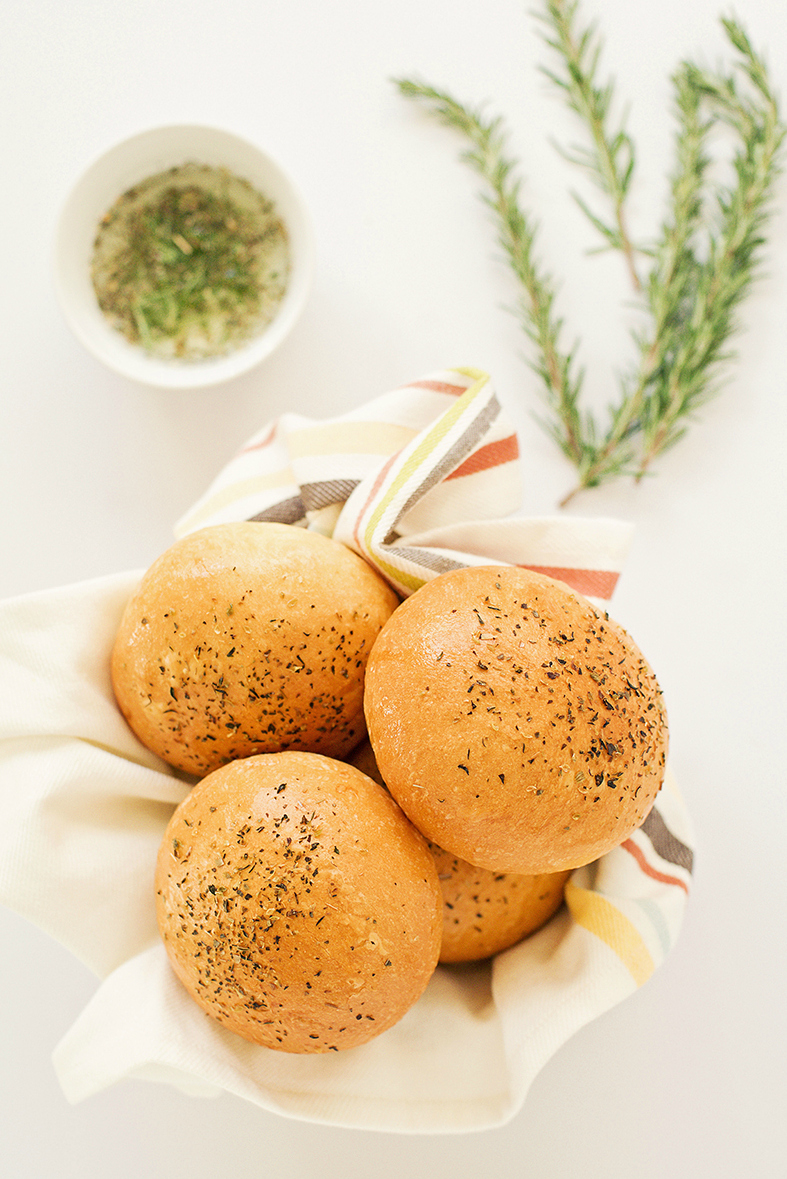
[364,565,668,875]
[111,522,399,776]
[155,751,442,1052]
[346,737,570,961]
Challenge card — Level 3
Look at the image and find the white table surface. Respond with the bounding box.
[2,1,786,1175]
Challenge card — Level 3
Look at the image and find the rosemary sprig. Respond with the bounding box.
[632,19,786,479]
[574,61,714,494]
[395,80,590,472]
[395,5,785,504]
[534,0,643,291]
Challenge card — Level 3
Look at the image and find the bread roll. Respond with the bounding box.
[346,741,570,962]
[155,751,442,1053]
[364,565,668,875]
[111,522,399,776]
[431,846,570,962]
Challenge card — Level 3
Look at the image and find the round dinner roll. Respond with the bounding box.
[155,751,443,1053]
[431,844,571,963]
[111,521,399,776]
[345,740,570,962]
[364,565,668,875]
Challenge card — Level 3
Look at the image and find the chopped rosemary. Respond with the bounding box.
[91,162,290,361]
[395,3,785,504]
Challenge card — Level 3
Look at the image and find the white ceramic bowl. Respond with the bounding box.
[54,125,314,388]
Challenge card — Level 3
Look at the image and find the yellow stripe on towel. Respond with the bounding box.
[176,468,297,535]
[564,879,655,987]
[362,373,490,554]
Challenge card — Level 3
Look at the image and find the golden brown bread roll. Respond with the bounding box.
[111,521,399,776]
[155,751,443,1053]
[431,844,570,963]
[345,739,570,962]
[364,565,668,875]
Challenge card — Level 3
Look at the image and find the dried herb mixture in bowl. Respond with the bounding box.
[55,124,313,388]
[91,162,290,362]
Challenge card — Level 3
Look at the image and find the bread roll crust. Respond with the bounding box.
[346,739,570,961]
[364,565,668,874]
[111,522,399,776]
[431,844,570,963]
[155,751,443,1052]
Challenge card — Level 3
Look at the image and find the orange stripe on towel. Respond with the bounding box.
[409,379,470,396]
[520,565,620,599]
[238,423,278,454]
[622,839,690,894]
[445,434,520,480]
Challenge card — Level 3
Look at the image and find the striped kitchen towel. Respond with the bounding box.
[176,367,633,602]
[0,365,695,1133]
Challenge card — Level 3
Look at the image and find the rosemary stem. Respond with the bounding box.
[491,187,586,466]
[541,0,642,291]
[395,78,588,468]
[618,207,642,294]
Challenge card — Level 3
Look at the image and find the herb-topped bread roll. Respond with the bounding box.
[430,844,570,963]
[346,740,571,962]
[364,565,668,875]
[155,751,443,1052]
[111,522,399,776]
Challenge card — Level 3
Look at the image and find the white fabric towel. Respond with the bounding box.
[0,368,694,1133]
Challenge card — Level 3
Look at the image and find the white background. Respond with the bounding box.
[1,1,786,1175]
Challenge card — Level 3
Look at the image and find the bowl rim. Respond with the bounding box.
[53,122,315,389]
